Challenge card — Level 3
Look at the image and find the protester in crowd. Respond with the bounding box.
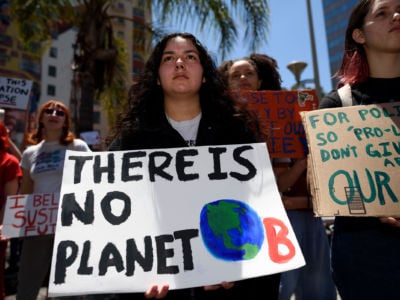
[3,124,22,295]
[219,53,336,300]
[218,53,282,91]
[319,0,400,299]
[107,32,279,300]
[7,139,21,161]
[0,120,22,299]
[4,109,26,151]
[273,159,337,300]
[16,100,91,300]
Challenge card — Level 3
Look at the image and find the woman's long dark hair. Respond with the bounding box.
[107,32,263,145]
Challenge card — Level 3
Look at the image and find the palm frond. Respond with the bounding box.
[10,0,78,49]
[152,0,270,58]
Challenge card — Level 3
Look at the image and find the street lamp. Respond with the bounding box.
[306,0,323,100]
[287,61,308,89]
[287,1,324,100]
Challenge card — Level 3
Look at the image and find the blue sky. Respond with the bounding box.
[159,1,333,94]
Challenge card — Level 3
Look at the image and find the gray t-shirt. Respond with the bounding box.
[20,139,90,193]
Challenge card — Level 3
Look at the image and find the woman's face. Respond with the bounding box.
[227,60,261,90]
[354,0,400,56]
[158,36,204,99]
[41,104,66,131]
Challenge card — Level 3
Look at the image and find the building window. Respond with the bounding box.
[93,111,100,124]
[112,2,125,11]
[48,65,57,77]
[20,58,40,75]
[49,47,58,58]
[47,85,56,96]
[0,34,12,47]
[116,17,125,25]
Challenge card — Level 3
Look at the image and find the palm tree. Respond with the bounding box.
[152,0,270,59]
[10,0,127,134]
[9,0,270,134]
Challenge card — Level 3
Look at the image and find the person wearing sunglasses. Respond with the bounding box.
[16,100,91,300]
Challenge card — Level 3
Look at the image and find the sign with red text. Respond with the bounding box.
[301,103,400,216]
[3,193,59,238]
[48,143,305,297]
[0,76,33,110]
[231,89,318,158]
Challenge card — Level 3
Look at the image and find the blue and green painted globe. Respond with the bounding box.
[199,199,264,261]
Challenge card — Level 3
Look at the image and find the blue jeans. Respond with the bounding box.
[331,217,400,300]
[279,210,336,300]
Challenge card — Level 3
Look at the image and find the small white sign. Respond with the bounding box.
[3,193,59,238]
[0,76,33,110]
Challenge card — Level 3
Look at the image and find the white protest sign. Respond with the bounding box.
[0,76,33,110]
[3,193,59,238]
[48,143,305,297]
[301,102,400,216]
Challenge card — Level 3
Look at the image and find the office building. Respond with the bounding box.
[0,0,150,148]
[322,0,359,88]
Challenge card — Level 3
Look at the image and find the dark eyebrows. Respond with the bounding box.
[162,49,199,56]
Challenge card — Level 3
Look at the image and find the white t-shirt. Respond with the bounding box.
[20,139,91,194]
[166,113,202,146]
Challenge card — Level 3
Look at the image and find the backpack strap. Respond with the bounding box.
[337,83,352,107]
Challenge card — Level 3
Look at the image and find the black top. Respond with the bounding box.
[109,112,280,300]
[108,112,257,150]
[320,77,400,108]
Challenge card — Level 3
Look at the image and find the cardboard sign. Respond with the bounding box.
[301,103,400,217]
[0,76,33,110]
[3,193,59,238]
[231,90,318,158]
[48,143,305,297]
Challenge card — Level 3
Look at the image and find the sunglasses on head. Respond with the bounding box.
[45,108,65,117]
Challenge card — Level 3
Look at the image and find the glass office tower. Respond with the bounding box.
[322,0,358,88]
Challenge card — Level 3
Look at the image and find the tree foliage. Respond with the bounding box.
[9,0,270,134]
[153,0,270,58]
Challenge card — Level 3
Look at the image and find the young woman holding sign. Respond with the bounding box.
[219,54,337,300]
[107,33,279,300]
[319,0,400,299]
[16,100,90,300]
